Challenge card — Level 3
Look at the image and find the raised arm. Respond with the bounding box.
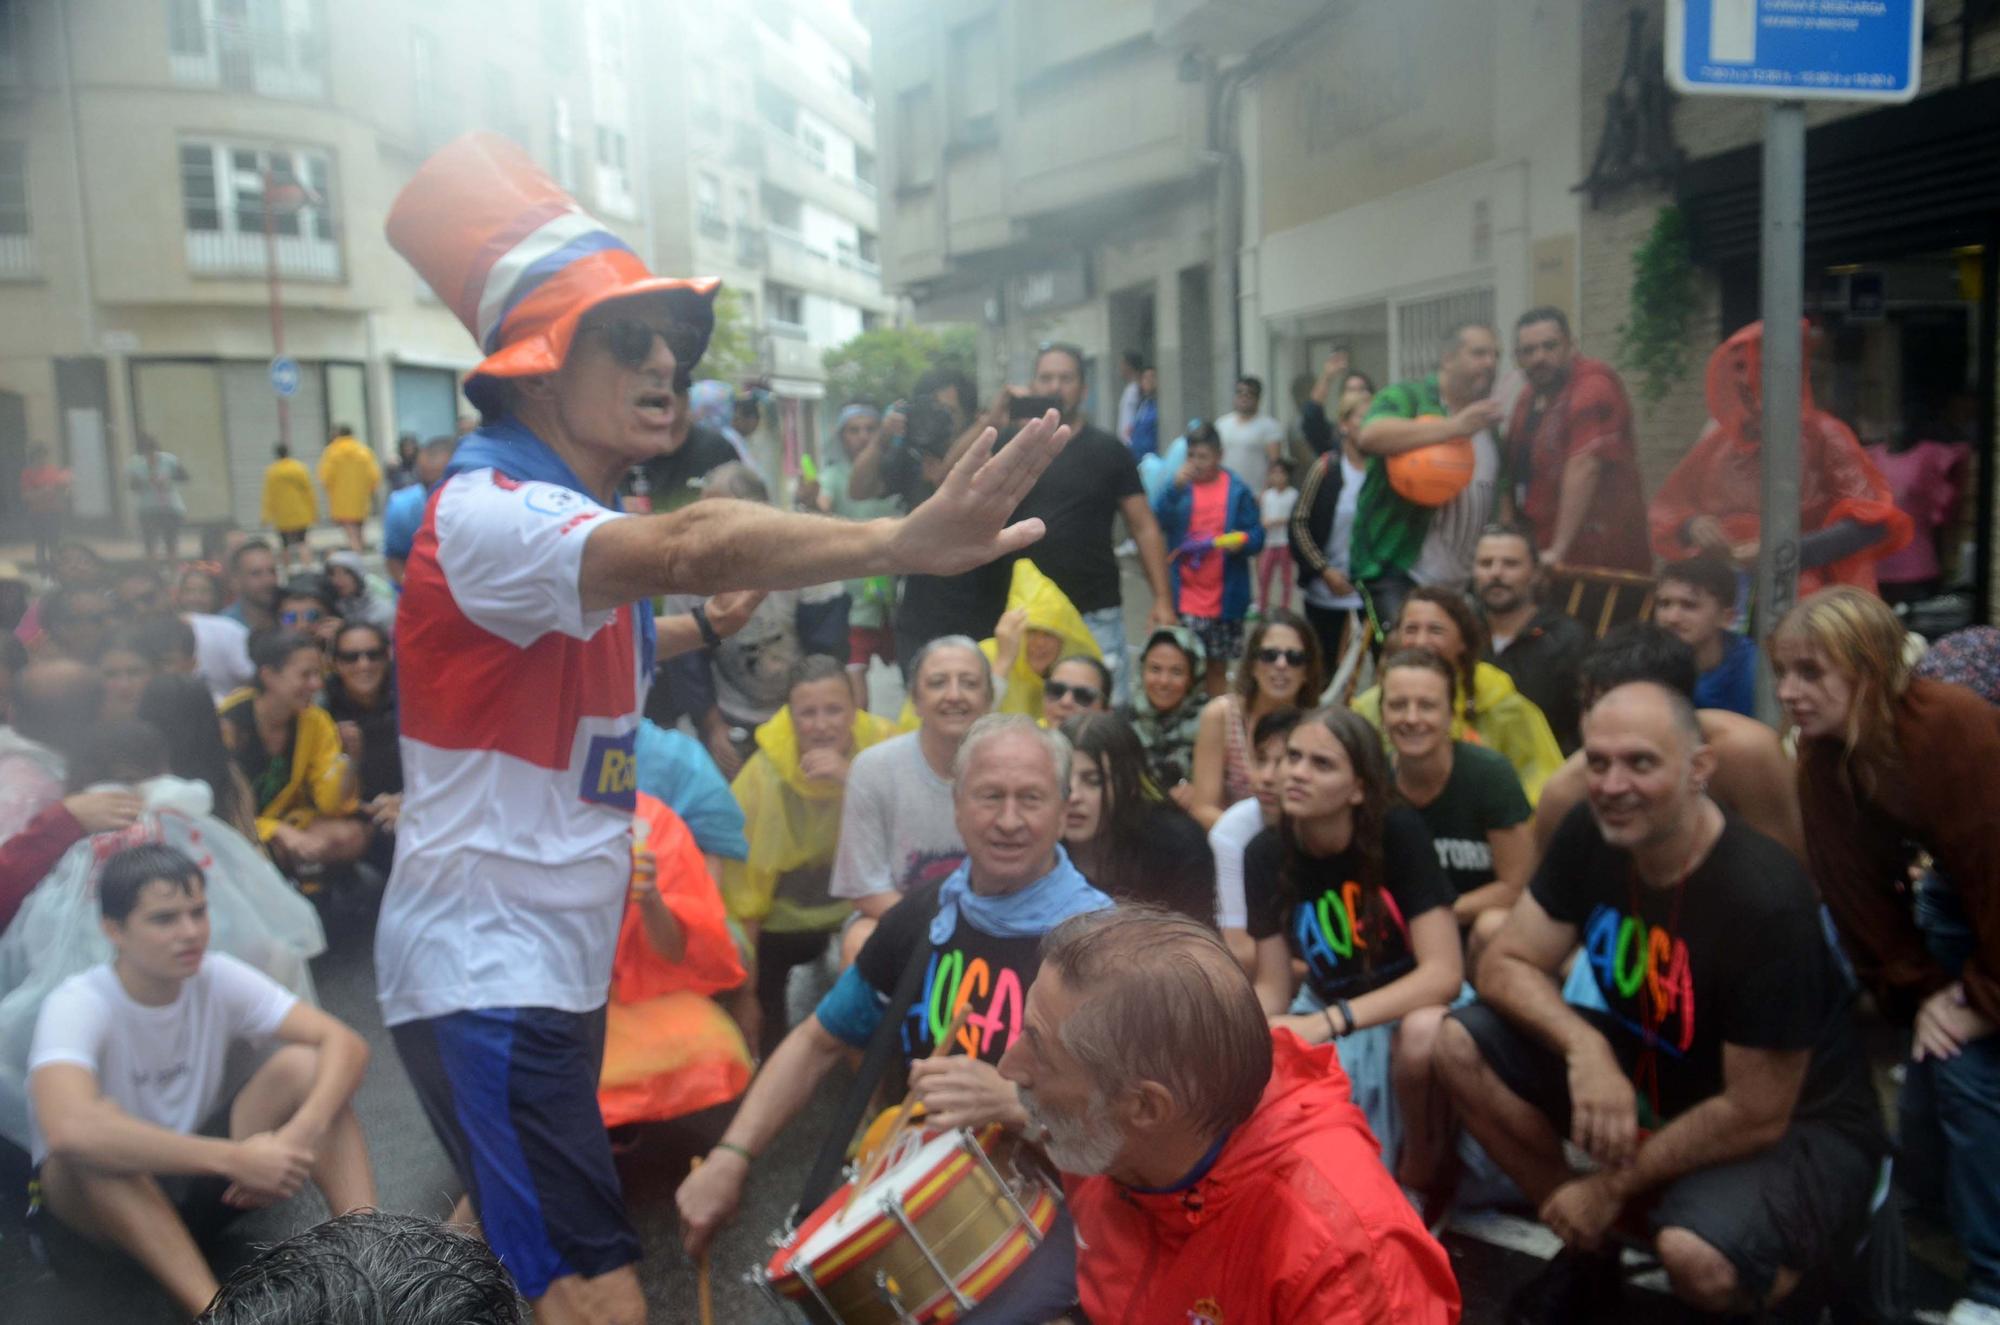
[1358,399,1504,457]
[580,413,1070,612]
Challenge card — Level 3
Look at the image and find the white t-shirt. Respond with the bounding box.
[378,467,646,1025]
[828,731,966,902]
[188,612,254,701]
[1208,796,1267,931]
[1117,381,1141,442]
[1259,486,1299,530]
[27,954,296,1163]
[1216,413,1285,496]
[1408,428,1500,590]
[1304,456,1368,612]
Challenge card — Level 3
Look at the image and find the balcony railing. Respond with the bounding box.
[768,317,808,340]
[0,234,37,279]
[185,230,343,281]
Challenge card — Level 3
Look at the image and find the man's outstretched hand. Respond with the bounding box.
[887,411,1071,577]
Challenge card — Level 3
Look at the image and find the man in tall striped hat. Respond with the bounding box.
[380,133,1070,1324]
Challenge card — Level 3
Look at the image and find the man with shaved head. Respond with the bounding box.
[1000,906,1460,1324]
[1439,681,1888,1322]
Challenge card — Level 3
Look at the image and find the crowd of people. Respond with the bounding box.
[0,130,1991,1325]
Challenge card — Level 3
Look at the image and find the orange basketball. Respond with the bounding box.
[1385,415,1476,507]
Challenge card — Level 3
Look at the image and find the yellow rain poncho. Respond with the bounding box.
[984,559,1101,719]
[1352,659,1564,804]
[721,703,901,934]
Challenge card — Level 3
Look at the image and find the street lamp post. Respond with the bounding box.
[261,156,318,453]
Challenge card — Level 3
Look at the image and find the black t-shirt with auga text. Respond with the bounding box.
[1533,804,1881,1135]
[854,880,1046,1070]
[1243,806,1453,1004]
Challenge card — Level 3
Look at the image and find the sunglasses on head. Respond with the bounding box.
[281,608,323,626]
[335,647,385,664]
[589,318,695,371]
[1256,647,1309,667]
[1043,680,1101,707]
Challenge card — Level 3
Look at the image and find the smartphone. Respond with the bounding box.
[1009,394,1062,421]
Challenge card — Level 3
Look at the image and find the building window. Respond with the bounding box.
[896,86,936,189]
[768,282,805,331]
[549,96,577,191]
[168,0,326,100]
[179,140,342,280]
[696,172,725,237]
[588,0,634,216]
[948,18,1000,146]
[797,121,828,170]
[0,142,28,236]
[0,139,31,276]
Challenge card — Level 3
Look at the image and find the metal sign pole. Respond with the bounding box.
[1754,99,1805,726]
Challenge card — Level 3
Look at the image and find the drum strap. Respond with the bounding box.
[795,933,935,1218]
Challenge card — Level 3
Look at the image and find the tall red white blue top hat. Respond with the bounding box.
[386,132,718,413]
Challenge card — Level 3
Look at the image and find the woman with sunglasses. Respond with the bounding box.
[1378,648,1533,947]
[1122,625,1207,799]
[1059,711,1215,923]
[1187,609,1323,829]
[1041,654,1111,728]
[1243,705,1462,1191]
[276,577,343,657]
[1351,586,1563,804]
[219,629,366,881]
[322,620,402,872]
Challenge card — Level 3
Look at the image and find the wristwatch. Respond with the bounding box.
[691,602,723,649]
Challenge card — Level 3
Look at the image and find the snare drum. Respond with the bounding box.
[749,1126,1061,1324]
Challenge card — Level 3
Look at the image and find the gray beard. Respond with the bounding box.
[1022,1088,1122,1177]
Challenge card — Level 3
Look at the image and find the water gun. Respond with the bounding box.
[1170,530,1249,569]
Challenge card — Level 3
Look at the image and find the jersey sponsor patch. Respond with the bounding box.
[579,732,638,811]
[524,483,585,518]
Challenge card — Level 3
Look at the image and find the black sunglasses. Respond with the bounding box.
[1043,680,1101,707]
[334,647,386,664]
[280,608,323,626]
[1256,647,1309,667]
[589,318,696,371]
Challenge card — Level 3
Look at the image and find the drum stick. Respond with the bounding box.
[847,1005,971,1210]
[689,1157,714,1325]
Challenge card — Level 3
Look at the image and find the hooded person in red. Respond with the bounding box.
[999,906,1461,1325]
[1648,320,1910,595]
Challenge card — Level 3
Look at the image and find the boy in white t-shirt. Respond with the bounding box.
[1257,457,1300,614]
[27,844,375,1317]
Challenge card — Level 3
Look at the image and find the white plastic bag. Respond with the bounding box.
[0,776,327,1151]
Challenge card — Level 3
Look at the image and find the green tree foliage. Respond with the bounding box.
[1617,206,1700,405]
[696,288,759,385]
[822,324,978,409]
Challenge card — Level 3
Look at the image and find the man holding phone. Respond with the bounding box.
[1000,345,1175,703]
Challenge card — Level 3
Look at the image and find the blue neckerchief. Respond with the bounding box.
[1127,1125,1236,1195]
[928,845,1110,946]
[446,417,656,677]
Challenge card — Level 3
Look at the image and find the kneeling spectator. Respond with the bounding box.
[723,655,899,1057]
[1439,680,1887,1321]
[220,631,365,877]
[28,844,375,1317]
[321,622,401,873]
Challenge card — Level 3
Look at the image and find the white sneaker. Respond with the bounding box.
[1948,1300,2000,1325]
[1114,538,1137,557]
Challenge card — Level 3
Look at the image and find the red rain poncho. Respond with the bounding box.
[1648,321,1910,595]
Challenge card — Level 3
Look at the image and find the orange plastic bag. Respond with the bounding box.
[598,794,752,1126]
[599,992,751,1128]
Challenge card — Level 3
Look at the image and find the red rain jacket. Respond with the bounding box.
[1066,1031,1462,1325]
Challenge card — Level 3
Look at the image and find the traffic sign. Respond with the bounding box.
[1666,0,1923,103]
[269,356,301,398]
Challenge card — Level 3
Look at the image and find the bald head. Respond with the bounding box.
[1581,680,1715,853]
[14,658,104,754]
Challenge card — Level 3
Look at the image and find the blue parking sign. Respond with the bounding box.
[1666,0,1923,103]
[269,355,301,398]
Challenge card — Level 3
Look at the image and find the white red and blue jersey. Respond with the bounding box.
[375,466,646,1025]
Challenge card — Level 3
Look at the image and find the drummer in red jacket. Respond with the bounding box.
[999,906,1462,1325]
